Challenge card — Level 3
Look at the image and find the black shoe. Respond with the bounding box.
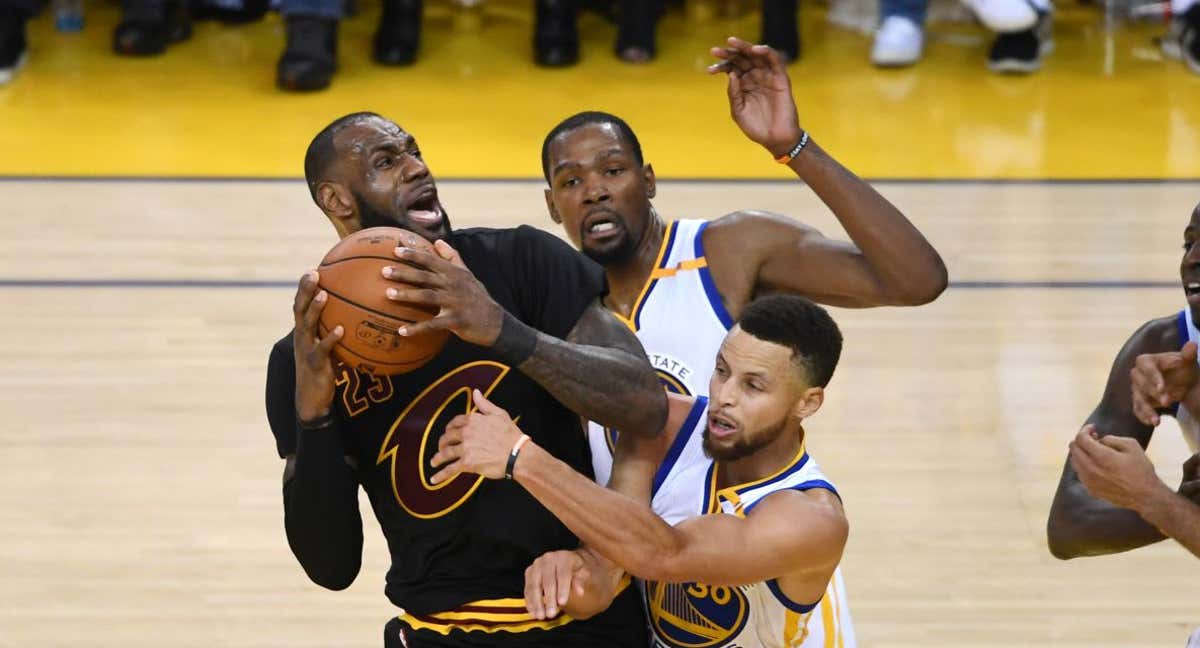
[1162,4,1200,75]
[277,15,337,92]
[112,0,192,56]
[761,0,800,62]
[373,0,421,66]
[987,12,1052,73]
[0,7,28,85]
[615,0,658,62]
[535,0,579,67]
[190,0,269,24]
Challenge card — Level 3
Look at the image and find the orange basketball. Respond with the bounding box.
[317,227,450,375]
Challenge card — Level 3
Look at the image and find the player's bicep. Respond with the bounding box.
[665,491,847,586]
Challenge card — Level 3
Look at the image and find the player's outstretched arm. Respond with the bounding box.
[705,37,946,309]
[263,271,364,590]
[430,391,844,588]
[1046,317,1177,559]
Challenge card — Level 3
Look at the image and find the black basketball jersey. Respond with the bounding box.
[265,226,646,645]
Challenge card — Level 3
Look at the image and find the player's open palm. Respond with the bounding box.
[292,270,344,422]
[708,37,802,157]
[430,390,522,483]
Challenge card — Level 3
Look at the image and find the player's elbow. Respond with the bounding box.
[1046,510,1092,560]
[300,555,362,591]
[894,262,949,306]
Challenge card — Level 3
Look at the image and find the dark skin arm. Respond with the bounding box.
[1047,316,1178,559]
[382,239,666,436]
[704,38,947,315]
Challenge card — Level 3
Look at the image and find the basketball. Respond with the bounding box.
[317,227,450,375]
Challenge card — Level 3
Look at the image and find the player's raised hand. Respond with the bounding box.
[380,241,504,347]
[707,37,802,158]
[429,390,525,483]
[292,270,344,422]
[1129,341,1199,426]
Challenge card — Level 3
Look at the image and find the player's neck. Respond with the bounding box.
[719,424,807,489]
[603,213,667,319]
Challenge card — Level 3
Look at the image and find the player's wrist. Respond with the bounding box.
[298,408,335,429]
[1136,479,1177,522]
[492,311,538,366]
[763,127,805,159]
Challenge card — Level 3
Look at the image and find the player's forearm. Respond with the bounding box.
[788,140,947,305]
[1046,485,1165,559]
[495,315,666,436]
[1137,484,1200,558]
[283,425,364,590]
[514,443,684,580]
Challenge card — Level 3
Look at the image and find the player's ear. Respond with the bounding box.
[544,188,562,225]
[793,386,824,420]
[643,163,656,199]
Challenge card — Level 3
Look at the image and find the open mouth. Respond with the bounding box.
[406,188,444,228]
[583,211,623,240]
[1186,282,1200,298]
[707,412,738,439]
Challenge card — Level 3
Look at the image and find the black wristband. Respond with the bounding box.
[298,411,336,430]
[505,434,531,480]
[492,311,538,366]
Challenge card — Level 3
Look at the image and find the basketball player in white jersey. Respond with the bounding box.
[1047,201,1200,560]
[428,295,851,648]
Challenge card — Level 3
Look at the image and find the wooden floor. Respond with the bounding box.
[3,179,1200,647]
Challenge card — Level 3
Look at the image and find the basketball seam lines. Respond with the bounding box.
[320,254,411,267]
[321,286,422,324]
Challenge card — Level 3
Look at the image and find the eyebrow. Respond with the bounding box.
[551,148,628,179]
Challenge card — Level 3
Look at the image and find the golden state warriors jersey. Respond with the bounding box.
[645,399,855,648]
[589,219,733,487]
[1173,308,1200,451]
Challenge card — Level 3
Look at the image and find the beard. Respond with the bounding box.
[580,214,639,266]
[354,192,452,238]
[703,416,788,462]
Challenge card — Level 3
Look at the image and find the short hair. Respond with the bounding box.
[541,111,644,183]
[304,112,387,202]
[737,295,843,388]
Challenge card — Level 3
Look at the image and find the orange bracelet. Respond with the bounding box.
[774,131,810,164]
[505,434,531,480]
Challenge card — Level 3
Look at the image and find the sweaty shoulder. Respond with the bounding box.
[1125,313,1184,356]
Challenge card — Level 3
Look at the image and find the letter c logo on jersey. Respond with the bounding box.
[645,580,749,648]
[376,361,510,519]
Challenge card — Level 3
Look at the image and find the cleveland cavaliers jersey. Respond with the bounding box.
[645,398,855,648]
[1173,308,1200,450]
[589,219,733,487]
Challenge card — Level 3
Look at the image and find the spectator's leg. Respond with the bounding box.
[761,0,799,62]
[113,0,192,55]
[277,0,341,91]
[0,0,38,85]
[616,0,661,62]
[374,0,421,65]
[1163,0,1199,74]
[971,0,1052,73]
[535,0,578,67]
[871,0,926,66]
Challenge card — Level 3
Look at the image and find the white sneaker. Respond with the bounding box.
[871,16,925,66]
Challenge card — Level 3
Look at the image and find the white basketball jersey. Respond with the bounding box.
[589,219,733,487]
[645,400,855,648]
[1173,309,1200,451]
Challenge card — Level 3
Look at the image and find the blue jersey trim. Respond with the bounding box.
[765,578,821,613]
[652,397,708,497]
[743,478,840,515]
[1177,310,1189,417]
[694,221,735,330]
[632,221,680,331]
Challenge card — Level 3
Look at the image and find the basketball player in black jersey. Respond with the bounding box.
[264,112,666,647]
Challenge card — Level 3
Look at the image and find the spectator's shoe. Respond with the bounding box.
[871,15,924,66]
[113,0,192,55]
[374,0,420,65]
[191,0,269,24]
[1162,4,1200,75]
[277,15,337,92]
[0,8,27,86]
[535,0,579,67]
[615,0,657,63]
[987,11,1052,73]
[761,0,800,62]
